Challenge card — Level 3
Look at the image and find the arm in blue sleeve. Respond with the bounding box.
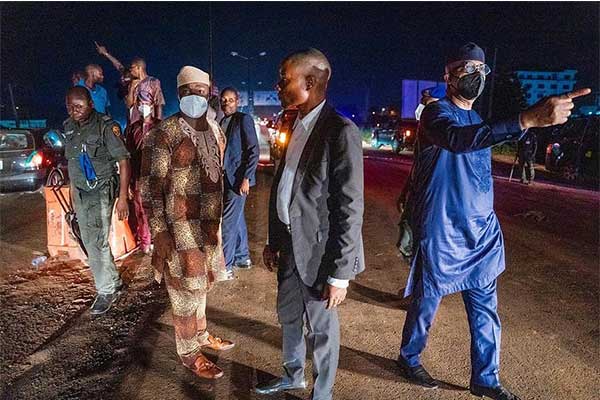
[421,104,524,153]
[240,114,260,181]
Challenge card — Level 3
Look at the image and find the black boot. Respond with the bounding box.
[90,291,121,316]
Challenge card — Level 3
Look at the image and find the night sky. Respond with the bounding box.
[2,2,598,127]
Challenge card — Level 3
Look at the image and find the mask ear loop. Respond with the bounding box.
[446,71,460,93]
[87,179,98,190]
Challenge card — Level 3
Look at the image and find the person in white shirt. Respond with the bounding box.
[257,48,365,400]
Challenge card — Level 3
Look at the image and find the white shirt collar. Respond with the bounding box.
[295,100,326,133]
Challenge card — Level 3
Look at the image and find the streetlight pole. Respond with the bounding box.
[246,60,251,113]
[230,51,267,115]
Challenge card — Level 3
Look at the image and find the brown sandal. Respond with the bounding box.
[185,354,224,380]
[201,334,235,352]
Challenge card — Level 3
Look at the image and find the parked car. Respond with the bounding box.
[397,119,418,151]
[0,128,66,192]
[371,126,401,152]
[370,119,418,153]
[541,116,599,181]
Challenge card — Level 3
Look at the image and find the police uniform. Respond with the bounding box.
[61,110,130,295]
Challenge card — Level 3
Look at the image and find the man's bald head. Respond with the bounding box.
[282,48,331,92]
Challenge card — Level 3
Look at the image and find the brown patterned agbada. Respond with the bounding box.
[139,113,228,362]
[139,114,227,291]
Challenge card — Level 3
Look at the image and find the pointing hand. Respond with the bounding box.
[520,88,591,129]
[94,41,108,56]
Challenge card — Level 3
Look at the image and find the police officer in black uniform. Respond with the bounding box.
[62,86,131,315]
[517,130,537,184]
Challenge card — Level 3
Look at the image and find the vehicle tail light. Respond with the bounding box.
[25,150,44,168]
[277,131,287,145]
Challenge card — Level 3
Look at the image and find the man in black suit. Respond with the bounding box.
[256,48,365,400]
[220,87,260,279]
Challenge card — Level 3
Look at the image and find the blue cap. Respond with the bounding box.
[430,86,446,98]
[447,42,485,65]
[423,86,446,99]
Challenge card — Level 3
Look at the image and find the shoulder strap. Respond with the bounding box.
[98,115,117,147]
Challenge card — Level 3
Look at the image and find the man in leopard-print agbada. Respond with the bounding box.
[140,66,234,380]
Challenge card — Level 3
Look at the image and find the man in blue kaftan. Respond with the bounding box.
[396,42,590,400]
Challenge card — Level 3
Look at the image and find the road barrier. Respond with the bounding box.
[45,185,137,262]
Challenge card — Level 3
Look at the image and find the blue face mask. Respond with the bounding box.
[79,144,98,189]
[179,95,208,118]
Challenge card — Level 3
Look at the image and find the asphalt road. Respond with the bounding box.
[0,148,598,400]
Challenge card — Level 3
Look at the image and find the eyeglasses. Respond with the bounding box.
[461,62,492,76]
[66,103,87,112]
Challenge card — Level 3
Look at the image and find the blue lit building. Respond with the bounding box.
[401,79,446,119]
[516,69,577,105]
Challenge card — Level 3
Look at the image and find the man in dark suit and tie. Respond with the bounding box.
[255,48,365,400]
[219,87,260,279]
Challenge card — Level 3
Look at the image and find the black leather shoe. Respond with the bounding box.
[396,357,439,389]
[90,291,121,316]
[470,384,521,400]
[255,378,307,395]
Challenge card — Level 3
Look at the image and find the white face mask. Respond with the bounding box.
[138,104,153,118]
[179,95,208,118]
[415,103,425,121]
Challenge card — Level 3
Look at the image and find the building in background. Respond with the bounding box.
[516,69,577,105]
[400,79,446,119]
[0,119,47,129]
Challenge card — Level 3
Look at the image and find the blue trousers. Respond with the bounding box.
[222,181,250,271]
[400,279,501,387]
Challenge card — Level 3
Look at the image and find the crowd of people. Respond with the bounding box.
[59,42,589,400]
